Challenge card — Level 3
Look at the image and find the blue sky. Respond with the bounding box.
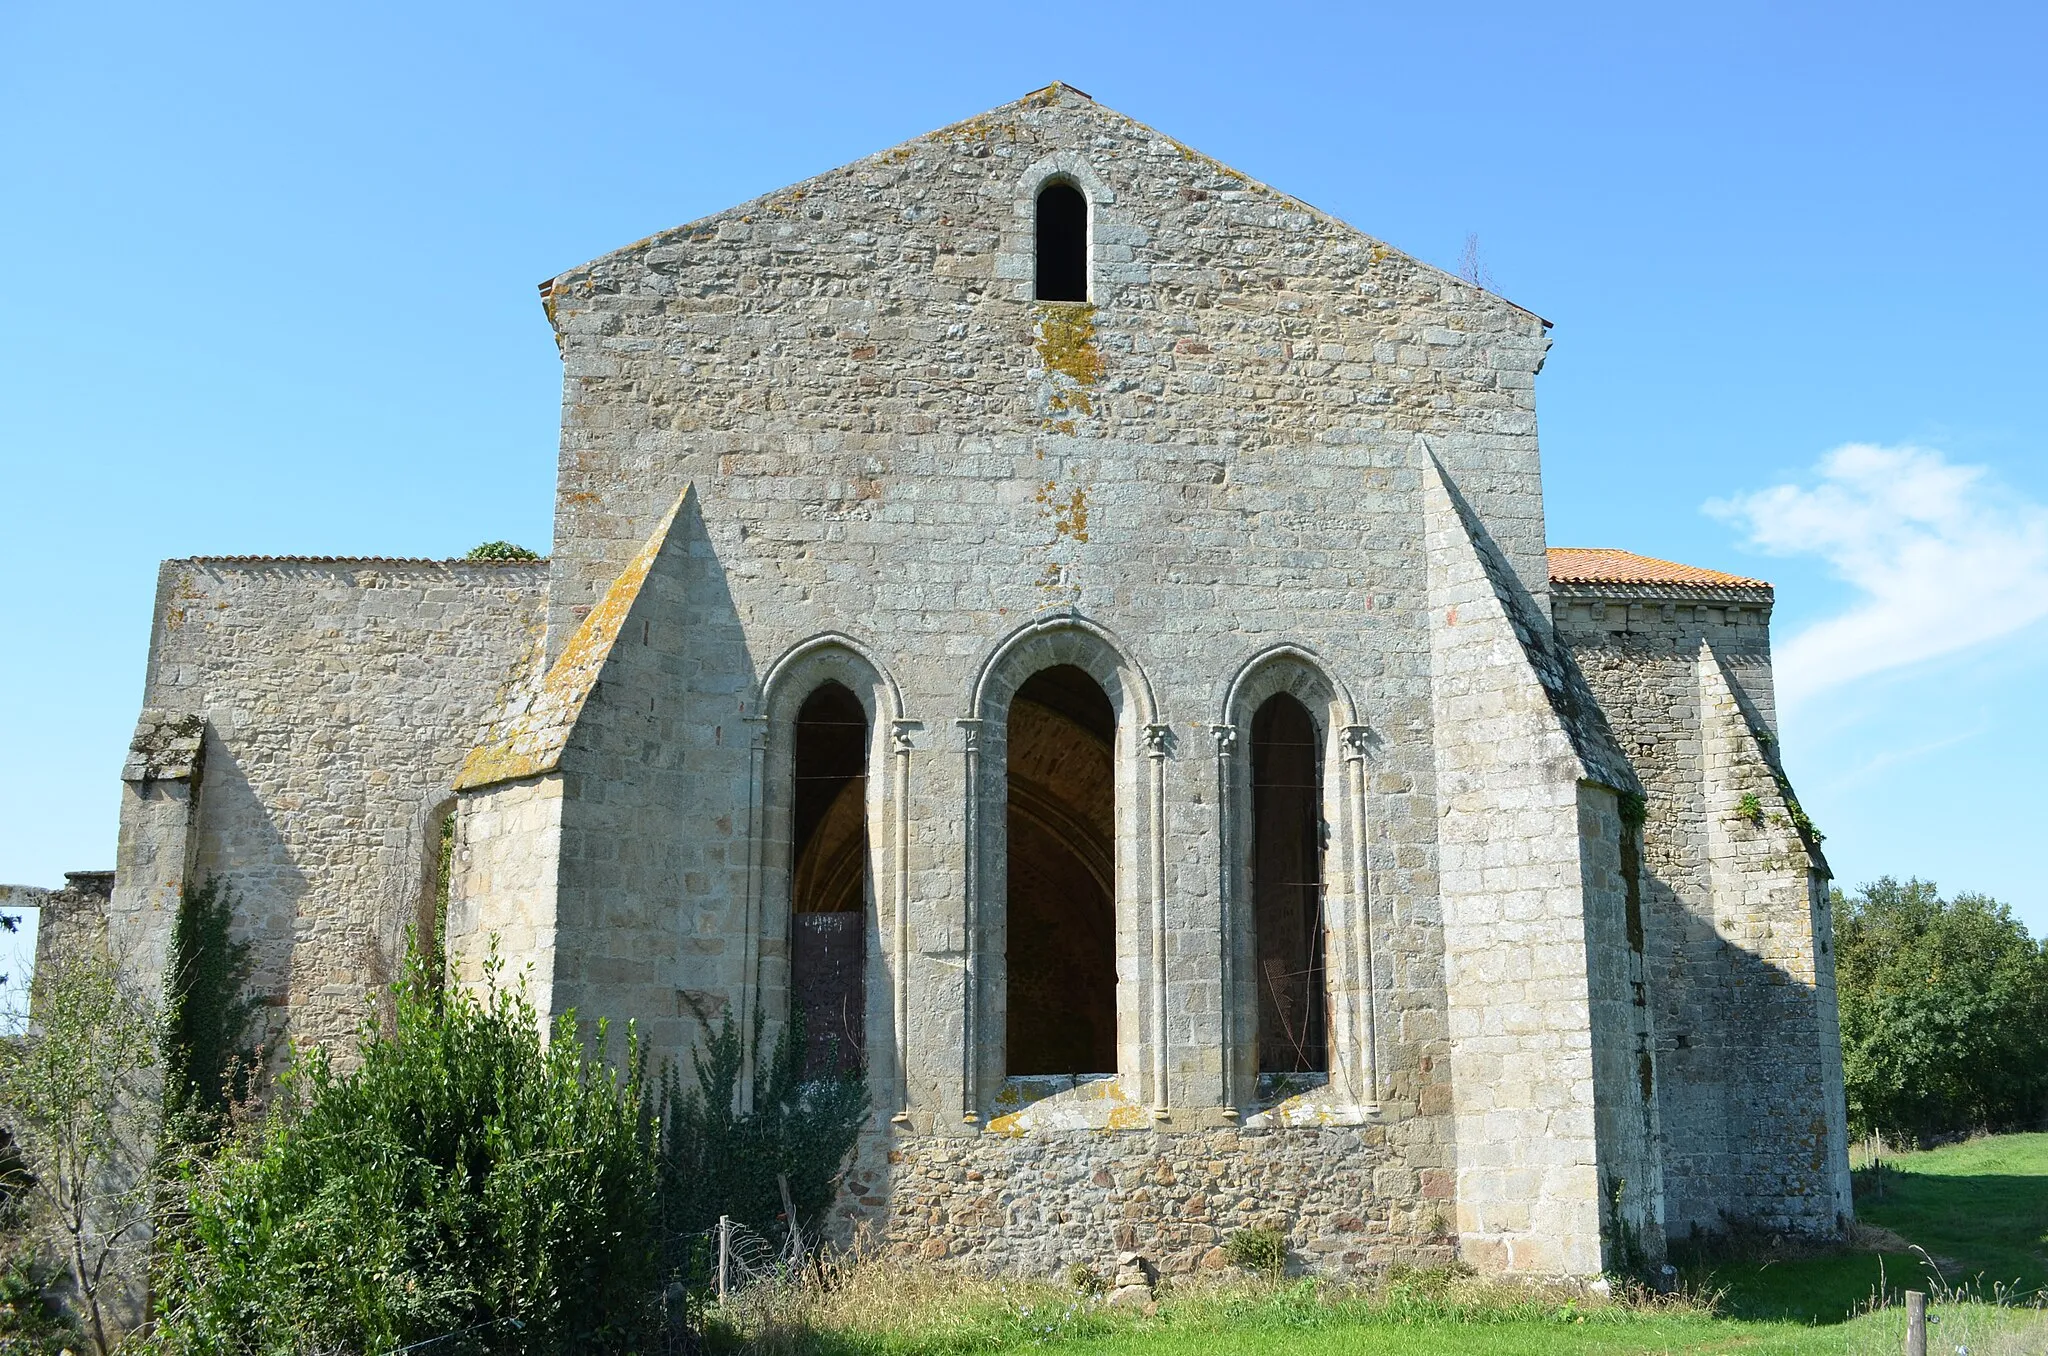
[4,0,2044,939]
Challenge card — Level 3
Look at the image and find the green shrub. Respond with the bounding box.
[1223,1224,1288,1278]
[464,541,541,561]
[151,952,657,1355]
[657,1004,867,1259]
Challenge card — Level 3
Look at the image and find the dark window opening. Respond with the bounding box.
[1035,182,1089,303]
[1005,665,1116,1075]
[1251,693,1328,1074]
[792,681,868,1077]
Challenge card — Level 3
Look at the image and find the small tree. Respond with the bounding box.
[464,541,540,561]
[0,945,162,1355]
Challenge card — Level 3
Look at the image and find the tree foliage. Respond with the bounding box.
[1836,877,2048,1142]
[151,955,657,1355]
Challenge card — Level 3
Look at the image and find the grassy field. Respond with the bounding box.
[1693,1133,2048,1323]
[712,1134,2048,1355]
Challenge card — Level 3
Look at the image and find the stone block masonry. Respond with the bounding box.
[111,557,547,1056]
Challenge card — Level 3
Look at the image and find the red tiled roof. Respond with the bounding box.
[1548,548,1769,590]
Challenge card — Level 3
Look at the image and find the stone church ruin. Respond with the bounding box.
[88,84,1852,1279]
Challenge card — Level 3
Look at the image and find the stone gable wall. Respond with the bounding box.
[521,87,1573,1259]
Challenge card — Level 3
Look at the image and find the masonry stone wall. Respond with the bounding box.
[1553,582,1850,1236]
[116,558,547,1052]
[516,83,1586,1256]
[448,773,563,1006]
[831,1121,1455,1277]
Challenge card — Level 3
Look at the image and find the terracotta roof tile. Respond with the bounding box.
[1548,548,1769,590]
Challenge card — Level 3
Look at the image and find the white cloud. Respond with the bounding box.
[1707,444,2048,708]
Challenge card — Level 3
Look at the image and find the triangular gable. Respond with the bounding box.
[456,486,693,791]
[540,83,1542,324]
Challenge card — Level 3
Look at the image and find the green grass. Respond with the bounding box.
[1688,1132,2048,1323]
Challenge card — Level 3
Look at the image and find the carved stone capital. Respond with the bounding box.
[1339,724,1371,761]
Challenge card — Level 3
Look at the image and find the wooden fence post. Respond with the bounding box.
[1905,1289,1927,1356]
[717,1214,732,1303]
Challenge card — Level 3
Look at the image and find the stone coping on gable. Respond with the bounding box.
[185,555,548,567]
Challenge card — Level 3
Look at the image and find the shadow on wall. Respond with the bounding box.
[1645,862,1846,1238]
[187,735,300,1061]
[550,488,760,1073]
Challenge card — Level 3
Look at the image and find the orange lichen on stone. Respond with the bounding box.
[455,487,693,791]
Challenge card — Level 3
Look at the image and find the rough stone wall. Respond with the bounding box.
[117,558,547,1053]
[545,496,728,1061]
[1575,787,1666,1261]
[1422,457,1648,1275]
[1553,583,1850,1237]
[832,1122,1453,1277]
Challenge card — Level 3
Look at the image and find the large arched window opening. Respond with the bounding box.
[791,681,869,1077]
[1251,692,1328,1074]
[1005,664,1116,1075]
[1035,181,1089,303]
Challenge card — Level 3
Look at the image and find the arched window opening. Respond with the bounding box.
[1251,693,1328,1074]
[1005,664,1116,1075]
[1035,181,1089,303]
[792,682,869,1077]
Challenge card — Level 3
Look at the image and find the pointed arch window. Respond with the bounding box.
[791,681,869,1077]
[1035,181,1089,303]
[1004,664,1117,1075]
[1250,692,1329,1074]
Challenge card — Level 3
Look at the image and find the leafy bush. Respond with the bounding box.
[658,1004,867,1258]
[1223,1225,1288,1278]
[1837,878,2048,1142]
[151,954,657,1355]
